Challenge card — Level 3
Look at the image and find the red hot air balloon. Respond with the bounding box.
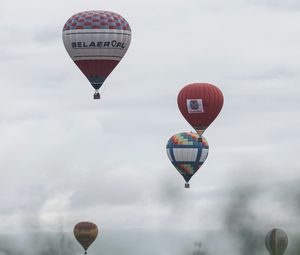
[177,83,224,136]
[62,10,131,99]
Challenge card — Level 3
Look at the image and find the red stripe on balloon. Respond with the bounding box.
[74,59,120,79]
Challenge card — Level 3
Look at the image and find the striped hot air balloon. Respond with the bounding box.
[265,228,288,255]
[74,221,98,255]
[166,132,209,188]
[62,10,131,99]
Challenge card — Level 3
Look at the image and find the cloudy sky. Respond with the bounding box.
[1,0,300,254]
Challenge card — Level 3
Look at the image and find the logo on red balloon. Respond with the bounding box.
[187,99,204,113]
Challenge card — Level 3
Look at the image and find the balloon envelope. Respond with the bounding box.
[74,222,98,252]
[177,83,224,136]
[265,228,288,255]
[166,132,209,183]
[62,10,131,93]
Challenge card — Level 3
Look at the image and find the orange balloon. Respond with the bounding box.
[74,222,98,254]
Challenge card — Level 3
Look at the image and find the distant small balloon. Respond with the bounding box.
[74,222,98,255]
[265,228,288,255]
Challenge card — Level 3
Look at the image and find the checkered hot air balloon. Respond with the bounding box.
[177,83,224,136]
[74,221,98,255]
[62,10,131,99]
[166,132,209,188]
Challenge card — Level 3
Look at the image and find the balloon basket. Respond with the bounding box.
[93,92,100,100]
[185,183,190,188]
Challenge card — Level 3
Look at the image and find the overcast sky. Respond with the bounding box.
[1,0,300,254]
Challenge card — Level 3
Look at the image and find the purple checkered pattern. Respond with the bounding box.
[63,10,131,31]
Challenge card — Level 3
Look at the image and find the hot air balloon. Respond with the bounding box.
[265,228,288,255]
[177,83,224,136]
[74,221,98,255]
[166,132,209,188]
[62,10,131,99]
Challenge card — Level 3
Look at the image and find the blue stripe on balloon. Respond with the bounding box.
[169,148,176,163]
[167,144,201,149]
[195,147,201,164]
